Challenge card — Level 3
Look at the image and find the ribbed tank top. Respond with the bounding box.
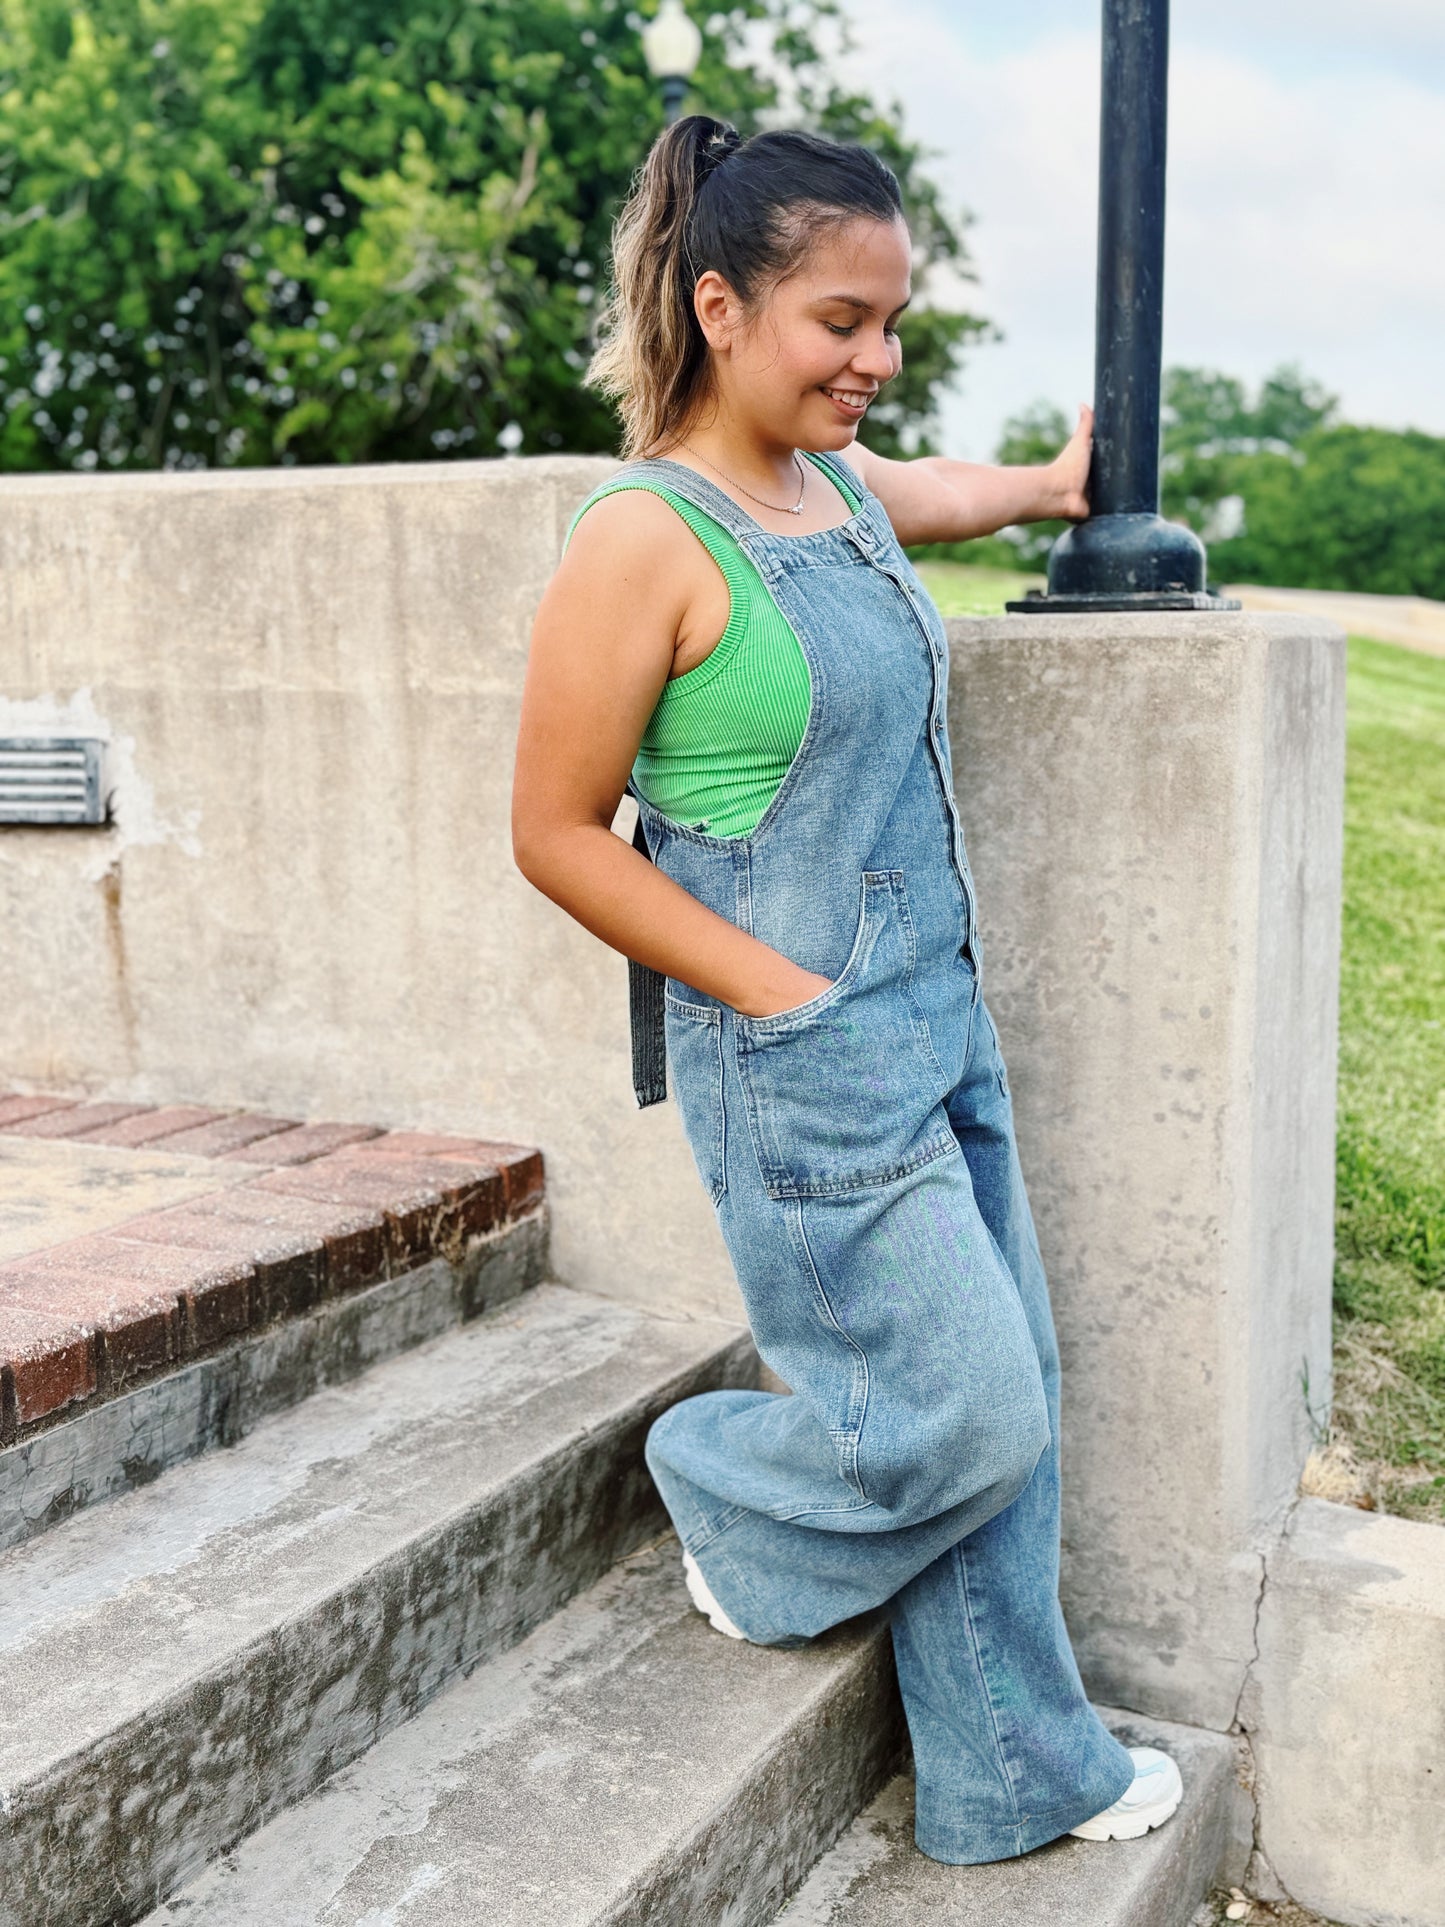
[564,452,861,837]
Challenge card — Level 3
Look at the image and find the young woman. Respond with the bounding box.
[512,115,1183,1865]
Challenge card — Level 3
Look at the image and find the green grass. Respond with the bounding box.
[1328,636,1445,1520]
[913,558,1044,615]
[918,566,1445,1522]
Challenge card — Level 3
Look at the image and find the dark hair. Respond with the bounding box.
[584,115,905,459]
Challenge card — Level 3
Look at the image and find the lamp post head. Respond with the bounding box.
[641,0,702,83]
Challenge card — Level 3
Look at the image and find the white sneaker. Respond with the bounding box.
[681,1548,746,1640]
[1067,1746,1183,1840]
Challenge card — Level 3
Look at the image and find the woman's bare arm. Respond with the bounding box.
[843,403,1095,548]
[511,490,831,1019]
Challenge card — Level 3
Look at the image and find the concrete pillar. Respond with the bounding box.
[946,611,1346,1731]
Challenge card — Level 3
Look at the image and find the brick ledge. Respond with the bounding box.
[0,1096,544,1442]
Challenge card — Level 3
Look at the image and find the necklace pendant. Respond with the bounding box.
[788,503,803,515]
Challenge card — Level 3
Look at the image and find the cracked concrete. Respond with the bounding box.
[1242,1498,1445,1926]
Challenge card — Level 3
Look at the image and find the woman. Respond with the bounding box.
[511,115,1183,1865]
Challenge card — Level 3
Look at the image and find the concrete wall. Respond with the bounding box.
[947,612,1345,1736]
[1248,1498,1445,1927]
[0,457,738,1321]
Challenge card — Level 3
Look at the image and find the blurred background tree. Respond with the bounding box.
[0,0,989,470]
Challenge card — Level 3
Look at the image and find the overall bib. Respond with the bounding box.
[602,451,1135,1863]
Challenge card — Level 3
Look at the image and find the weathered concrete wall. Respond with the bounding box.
[1247,1498,1445,1927]
[947,612,1346,1735]
[0,458,738,1320]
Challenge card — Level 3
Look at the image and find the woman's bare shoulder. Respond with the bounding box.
[540,485,697,651]
[566,481,698,565]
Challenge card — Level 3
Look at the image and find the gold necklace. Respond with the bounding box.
[676,441,808,516]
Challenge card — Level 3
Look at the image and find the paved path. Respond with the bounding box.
[1226,584,1445,656]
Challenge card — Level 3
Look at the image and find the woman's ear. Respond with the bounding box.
[692,269,744,354]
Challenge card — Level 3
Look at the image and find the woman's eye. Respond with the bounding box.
[825,322,855,337]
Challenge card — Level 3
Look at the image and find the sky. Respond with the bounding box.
[822,0,1445,459]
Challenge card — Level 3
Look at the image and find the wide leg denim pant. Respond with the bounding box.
[644,951,1135,1864]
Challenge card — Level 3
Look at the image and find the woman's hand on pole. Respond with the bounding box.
[1046,402,1094,521]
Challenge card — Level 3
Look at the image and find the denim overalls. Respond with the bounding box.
[601,451,1135,1863]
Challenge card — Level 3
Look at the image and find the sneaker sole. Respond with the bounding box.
[1068,1757,1184,1841]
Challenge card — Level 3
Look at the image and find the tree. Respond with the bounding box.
[1209,425,1445,600]
[1160,361,1336,534]
[0,0,989,470]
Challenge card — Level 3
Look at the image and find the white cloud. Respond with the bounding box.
[832,1,1445,459]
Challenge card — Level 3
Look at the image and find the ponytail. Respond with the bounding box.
[585,115,904,460]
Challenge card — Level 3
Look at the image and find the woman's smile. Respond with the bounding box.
[819,384,875,420]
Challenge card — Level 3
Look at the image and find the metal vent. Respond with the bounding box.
[0,737,107,825]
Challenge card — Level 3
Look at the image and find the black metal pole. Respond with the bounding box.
[1094,0,1167,518]
[1009,0,1237,613]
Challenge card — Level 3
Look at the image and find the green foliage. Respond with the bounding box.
[0,0,988,469]
[1208,425,1445,599]
[1160,361,1336,533]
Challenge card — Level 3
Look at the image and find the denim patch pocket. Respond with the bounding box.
[663,994,727,1204]
[734,872,958,1199]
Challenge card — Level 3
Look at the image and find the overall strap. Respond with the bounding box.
[628,802,668,1109]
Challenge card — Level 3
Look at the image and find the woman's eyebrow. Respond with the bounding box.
[814,293,912,314]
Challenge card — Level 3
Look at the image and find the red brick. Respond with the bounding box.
[74,1105,226,1148]
[0,1303,97,1433]
[150,1113,300,1158]
[0,1094,77,1130]
[199,1187,388,1298]
[355,1132,498,1159]
[483,1144,546,1216]
[5,1101,152,1140]
[216,1121,383,1167]
[110,1204,332,1332]
[353,1135,545,1217]
[0,1236,250,1382]
[253,1152,506,1271]
[0,1252,185,1391]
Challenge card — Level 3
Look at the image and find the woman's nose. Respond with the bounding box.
[850,331,899,383]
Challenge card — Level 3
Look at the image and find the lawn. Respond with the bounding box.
[917,562,1445,1523]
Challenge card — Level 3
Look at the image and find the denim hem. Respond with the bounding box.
[911,1753,1140,1866]
[685,1504,836,1646]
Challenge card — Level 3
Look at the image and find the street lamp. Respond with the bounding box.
[1010,0,1238,612]
[641,0,703,126]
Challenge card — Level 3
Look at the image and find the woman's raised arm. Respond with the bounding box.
[845,403,1095,549]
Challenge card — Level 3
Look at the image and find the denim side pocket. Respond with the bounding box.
[734,872,957,1199]
[663,995,727,1204]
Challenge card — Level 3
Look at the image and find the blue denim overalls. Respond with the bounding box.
[599,450,1135,1863]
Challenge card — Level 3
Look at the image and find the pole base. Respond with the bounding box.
[1012,511,1238,613]
[1006,589,1242,613]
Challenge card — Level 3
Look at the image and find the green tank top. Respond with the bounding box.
[564,452,861,838]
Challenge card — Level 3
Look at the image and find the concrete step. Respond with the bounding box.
[140,1542,907,1927]
[0,1209,545,1554]
[0,1284,758,1927]
[774,1708,1241,1927]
